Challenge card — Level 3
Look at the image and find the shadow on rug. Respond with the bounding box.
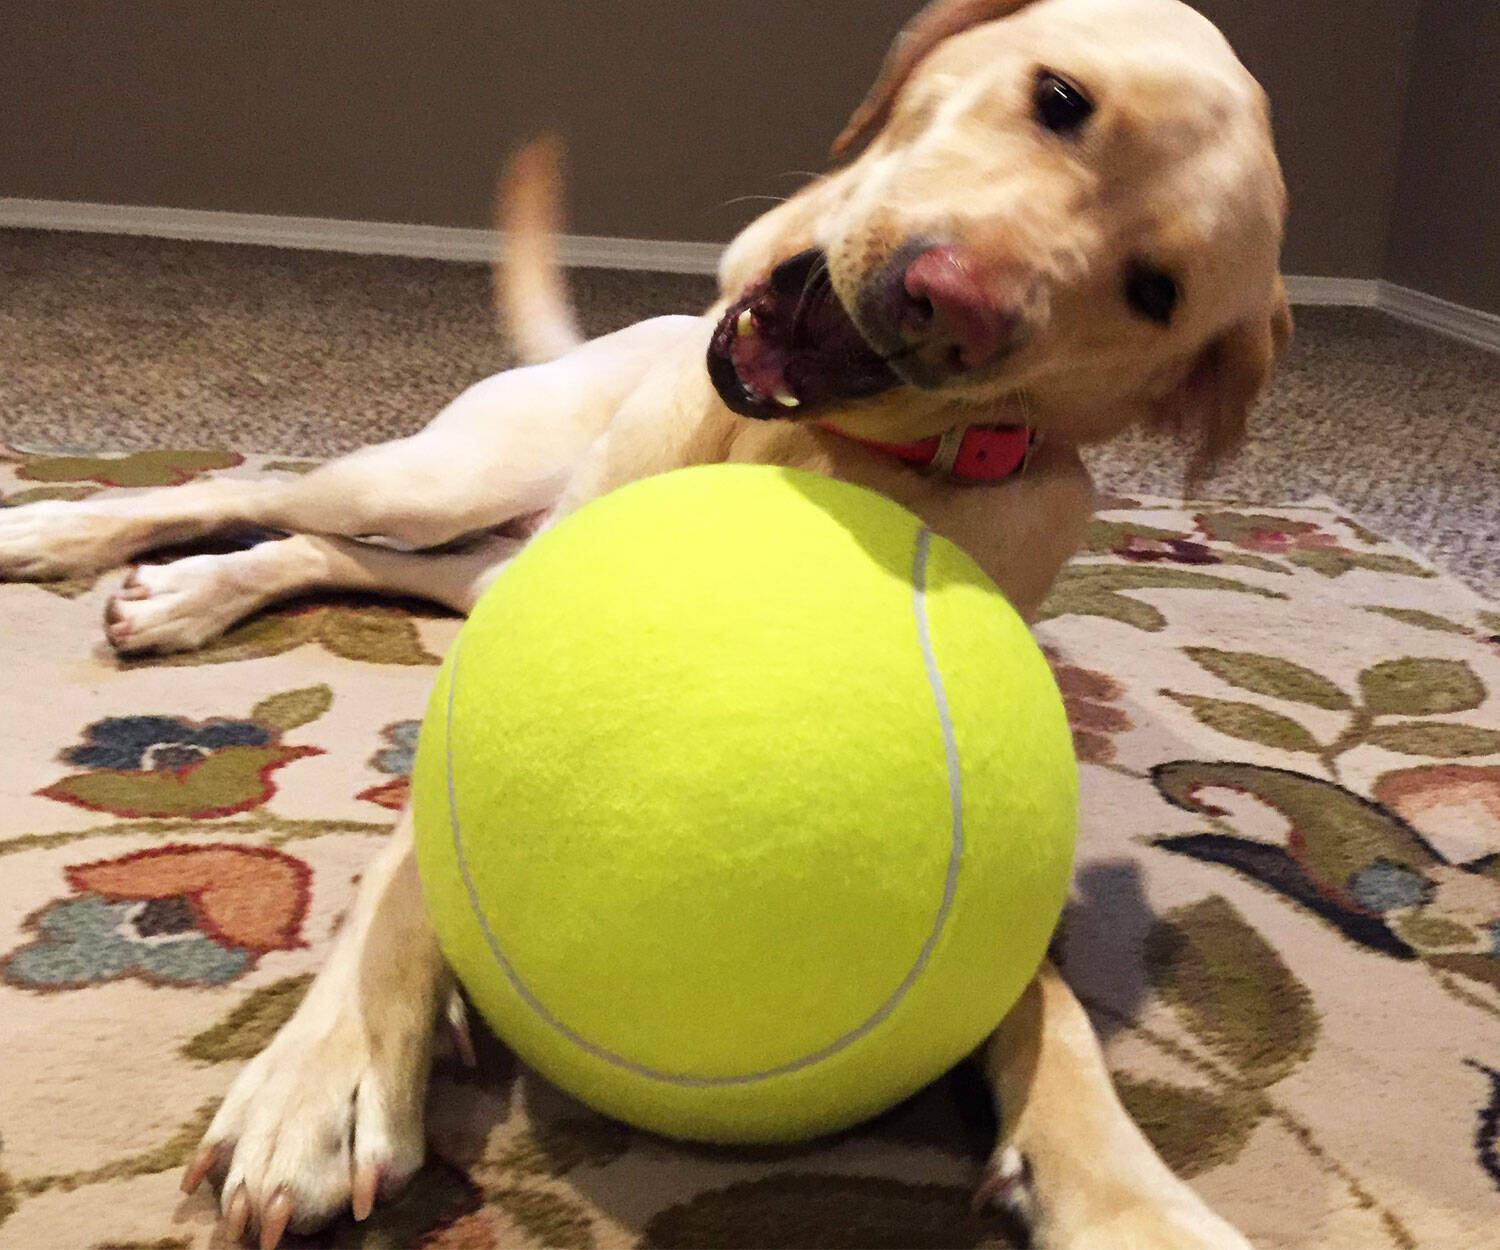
[1,450,1498,1249]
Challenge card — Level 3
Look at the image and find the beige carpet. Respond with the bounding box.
[2,450,1499,1249]
[2,230,1499,597]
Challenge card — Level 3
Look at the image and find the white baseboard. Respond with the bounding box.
[1283,275,1380,306]
[1280,276,1499,352]
[4,197,1496,351]
[1377,282,1500,353]
[0,196,724,275]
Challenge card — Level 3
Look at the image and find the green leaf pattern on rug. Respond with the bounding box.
[1164,692,1322,753]
[38,574,102,600]
[251,684,335,732]
[1185,648,1352,710]
[1288,547,1437,580]
[1362,606,1474,636]
[127,603,443,668]
[1335,515,1386,546]
[1194,511,1323,547]
[17,1099,218,1198]
[0,1168,14,1230]
[1217,550,1297,575]
[1,485,102,506]
[1193,510,1437,580]
[1393,911,1475,951]
[495,1118,632,1179]
[39,744,320,818]
[36,693,332,821]
[1165,647,1496,767]
[1083,518,1190,552]
[639,1173,1021,1249]
[490,1186,598,1250]
[17,450,242,488]
[181,974,314,1062]
[1358,658,1487,717]
[1082,518,1289,574]
[1365,722,1500,758]
[1039,564,1285,632]
[1154,761,1441,883]
[1145,895,1319,1089]
[1113,1075,1261,1178]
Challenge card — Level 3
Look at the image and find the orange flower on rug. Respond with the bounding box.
[357,719,421,811]
[1046,649,1133,764]
[1,845,310,990]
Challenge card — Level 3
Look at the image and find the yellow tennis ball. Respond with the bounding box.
[412,464,1076,1143]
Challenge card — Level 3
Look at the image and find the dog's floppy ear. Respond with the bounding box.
[832,0,1041,159]
[1155,278,1294,488]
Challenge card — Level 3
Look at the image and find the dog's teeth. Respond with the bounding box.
[774,388,800,408]
[736,309,755,337]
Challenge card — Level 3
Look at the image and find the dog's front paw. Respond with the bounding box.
[0,501,130,580]
[183,1004,427,1247]
[974,1142,1250,1250]
[105,555,265,653]
[972,1144,1038,1224]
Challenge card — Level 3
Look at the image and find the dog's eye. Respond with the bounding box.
[1033,70,1094,134]
[1124,264,1179,325]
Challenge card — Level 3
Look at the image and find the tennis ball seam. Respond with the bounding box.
[444,525,964,1087]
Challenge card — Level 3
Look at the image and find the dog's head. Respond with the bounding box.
[708,0,1291,478]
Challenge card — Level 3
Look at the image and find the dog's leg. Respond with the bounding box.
[0,319,697,584]
[977,961,1249,1250]
[0,439,534,582]
[183,810,453,1247]
[104,531,521,654]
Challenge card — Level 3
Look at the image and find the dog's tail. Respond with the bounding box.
[496,136,584,365]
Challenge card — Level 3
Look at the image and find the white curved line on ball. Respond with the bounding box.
[445,525,963,1086]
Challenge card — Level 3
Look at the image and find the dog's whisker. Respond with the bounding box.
[789,255,834,343]
[713,194,790,211]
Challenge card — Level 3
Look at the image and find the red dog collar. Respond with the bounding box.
[820,422,1033,483]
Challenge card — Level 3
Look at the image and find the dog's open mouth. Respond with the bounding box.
[708,248,900,419]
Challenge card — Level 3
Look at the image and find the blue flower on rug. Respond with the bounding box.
[60,715,273,772]
[358,719,421,812]
[1,894,252,990]
[0,844,311,992]
[372,720,421,776]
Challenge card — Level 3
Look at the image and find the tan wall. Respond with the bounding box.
[0,0,1435,282]
[1384,0,1500,315]
[0,1,912,242]
[1194,0,1421,279]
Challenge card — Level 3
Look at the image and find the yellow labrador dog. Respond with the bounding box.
[0,0,1289,1244]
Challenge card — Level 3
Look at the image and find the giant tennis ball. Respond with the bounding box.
[412,464,1076,1143]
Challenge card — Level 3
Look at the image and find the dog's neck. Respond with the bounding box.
[817,421,1033,484]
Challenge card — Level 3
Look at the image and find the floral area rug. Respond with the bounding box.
[1,448,1498,1250]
